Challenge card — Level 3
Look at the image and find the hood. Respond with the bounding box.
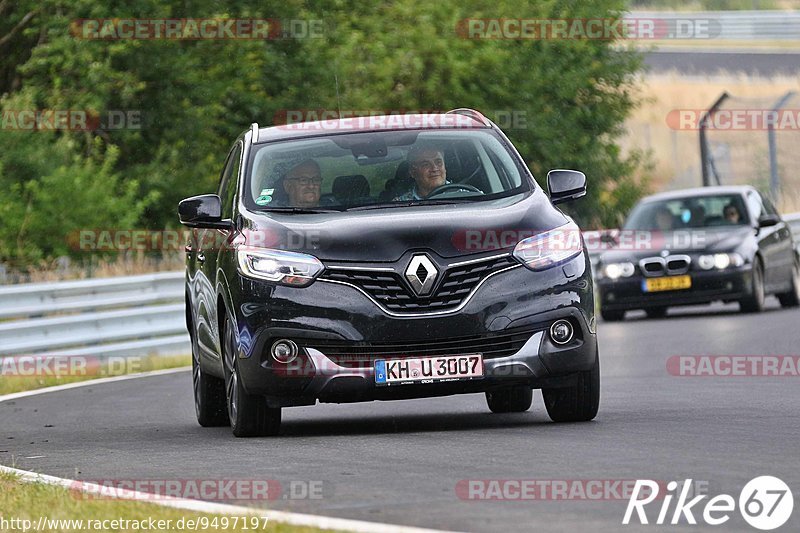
[239,189,568,262]
[598,226,755,264]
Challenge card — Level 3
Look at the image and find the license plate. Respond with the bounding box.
[642,275,692,292]
[375,354,483,386]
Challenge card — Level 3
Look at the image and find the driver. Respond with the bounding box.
[724,204,741,224]
[394,146,449,201]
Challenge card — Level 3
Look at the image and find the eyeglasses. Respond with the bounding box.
[287,176,322,187]
[412,158,444,172]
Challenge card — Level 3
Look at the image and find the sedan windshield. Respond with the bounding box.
[624,194,751,230]
[245,129,529,211]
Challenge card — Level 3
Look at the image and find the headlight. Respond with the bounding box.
[602,262,635,279]
[698,253,744,270]
[237,248,323,286]
[512,222,583,271]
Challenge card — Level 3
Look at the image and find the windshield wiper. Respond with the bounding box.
[259,206,342,214]
[345,198,480,211]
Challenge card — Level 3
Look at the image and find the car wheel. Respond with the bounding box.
[740,260,765,313]
[645,307,668,319]
[777,257,800,308]
[192,331,228,427]
[542,357,600,422]
[223,318,281,437]
[600,309,625,322]
[485,386,533,413]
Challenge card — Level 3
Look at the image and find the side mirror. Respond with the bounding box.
[178,194,231,229]
[757,214,781,228]
[547,169,587,205]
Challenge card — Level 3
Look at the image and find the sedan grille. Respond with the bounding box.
[319,255,518,313]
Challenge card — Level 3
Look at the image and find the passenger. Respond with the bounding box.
[283,159,322,207]
[654,207,674,231]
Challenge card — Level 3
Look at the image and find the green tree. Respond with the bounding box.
[0,0,648,268]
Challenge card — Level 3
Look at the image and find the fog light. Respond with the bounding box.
[550,319,574,345]
[271,339,298,364]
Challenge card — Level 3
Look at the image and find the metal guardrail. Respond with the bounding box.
[1,212,797,360]
[627,10,800,41]
[0,272,188,358]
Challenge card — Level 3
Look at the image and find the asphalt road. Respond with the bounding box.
[2,299,800,532]
[645,51,800,76]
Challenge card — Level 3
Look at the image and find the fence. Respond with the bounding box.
[627,10,800,40]
[0,272,188,358]
[699,91,800,205]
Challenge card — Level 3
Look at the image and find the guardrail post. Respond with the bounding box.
[700,92,729,187]
[767,91,795,202]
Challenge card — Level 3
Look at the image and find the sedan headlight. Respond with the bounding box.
[698,253,744,270]
[602,262,635,279]
[237,248,323,286]
[512,222,583,271]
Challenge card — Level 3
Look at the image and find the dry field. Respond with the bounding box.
[623,71,800,213]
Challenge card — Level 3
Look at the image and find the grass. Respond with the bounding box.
[0,472,329,533]
[0,358,338,532]
[622,71,800,214]
[0,354,191,396]
[9,253,186,284]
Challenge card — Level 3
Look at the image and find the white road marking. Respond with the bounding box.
[0,369,459,533]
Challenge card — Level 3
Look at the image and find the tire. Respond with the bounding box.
[776,256,800,308]
[191,327,228,427]
[739,260,765,313]
[542,357,600,423]
[600,308,625,322]
[223,318,281,437]
[645,307,667,319]
[485,386,533,413]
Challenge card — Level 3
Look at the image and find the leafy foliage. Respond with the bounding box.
[0,0,647,267]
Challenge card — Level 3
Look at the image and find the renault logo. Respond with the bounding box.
[405,254,438,296]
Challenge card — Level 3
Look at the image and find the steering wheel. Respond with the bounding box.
[426,183,483,198]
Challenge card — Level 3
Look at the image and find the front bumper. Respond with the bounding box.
[231,255,597,406]
[598,266,752,311]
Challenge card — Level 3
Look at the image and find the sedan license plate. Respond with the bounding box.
[643,275,692,293]
[375,354,483,386]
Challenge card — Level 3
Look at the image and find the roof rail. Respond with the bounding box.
[445,108,492,127]
[250,122,259,142]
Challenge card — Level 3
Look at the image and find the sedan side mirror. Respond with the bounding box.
[178,194,231,229]
[547,169,587,205]
[757,214,781,228]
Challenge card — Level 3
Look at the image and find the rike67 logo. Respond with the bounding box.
[624,476,794,530]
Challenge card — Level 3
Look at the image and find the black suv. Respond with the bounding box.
[179,109,599,437]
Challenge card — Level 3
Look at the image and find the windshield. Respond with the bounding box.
[624,194,751,230]
[244,130,529,211]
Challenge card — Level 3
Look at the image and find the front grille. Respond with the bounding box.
[641,259,665,276]
[640,255,691,277]
[303,327,539,368]
[320,254,518,313]
[666,255,691,275]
